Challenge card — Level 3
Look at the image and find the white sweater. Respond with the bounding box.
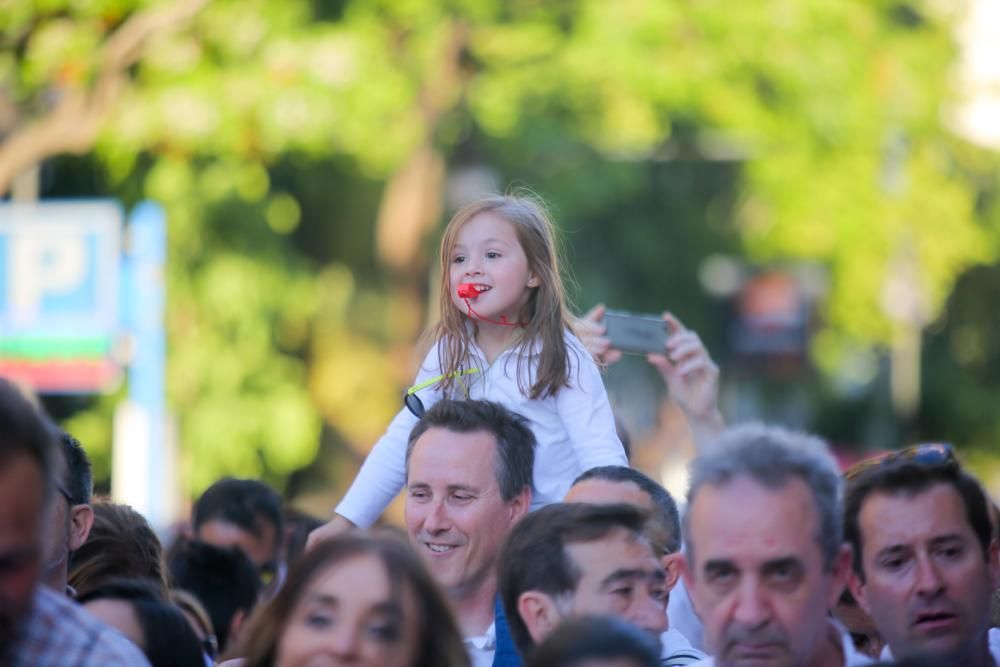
[335,331,627,527]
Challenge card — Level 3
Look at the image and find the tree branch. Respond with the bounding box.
[0,0,210,196]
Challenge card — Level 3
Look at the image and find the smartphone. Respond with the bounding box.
[601,310,669,355]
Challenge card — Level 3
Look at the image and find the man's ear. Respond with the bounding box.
[846,566,871,616]
[67,505,95,552]
[508,488,532,524]
[678,553,704,620]
[517,591,563,645]
[661,552,683,591]
[826,543,853,610]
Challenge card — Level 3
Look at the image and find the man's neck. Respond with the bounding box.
[803,621,847,667]
[449,575,499,638]
[925,638,997,667]
[41,565,68,596]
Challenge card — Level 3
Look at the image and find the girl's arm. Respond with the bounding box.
[557,339,629,470]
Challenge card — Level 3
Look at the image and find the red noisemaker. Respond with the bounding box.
[457,283,482,299]
[456,283,524,327]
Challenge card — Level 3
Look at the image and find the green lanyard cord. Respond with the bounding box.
[406,368,481,397]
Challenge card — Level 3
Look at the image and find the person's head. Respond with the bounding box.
[404,399,534,600]
[0,378,59,649]
[682,423,850,667]
[499,502,667,657]
[434,192,575,400]
[43,430,95,592]
[236,533,470,667]
[77,578,205,667]
[68,501,169,600]
[192,477,285,590]
[282,507,324,567]
[843,448,999,664]
[167,538,261,653]
[567,465,682,585]
[525,615,662,667]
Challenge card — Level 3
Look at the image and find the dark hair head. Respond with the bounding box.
[77,578,205,667]
[685,423,843,569]
[572,465,681,555]
[526,615,661,667]
[406,399,535,502]
[0,378,59,502]
[167,538,261,652]
[235,532,470,667]
[69,501,168,599]
[844,460,993,580]
[59,430,92,506]
[499,502,649,656]
[193,477,284,543]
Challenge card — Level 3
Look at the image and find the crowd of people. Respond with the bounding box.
[1,192,998,667]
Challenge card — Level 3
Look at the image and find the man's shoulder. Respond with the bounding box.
[11,587,151,667]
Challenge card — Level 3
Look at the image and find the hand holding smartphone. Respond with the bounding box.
[600,310,669,355]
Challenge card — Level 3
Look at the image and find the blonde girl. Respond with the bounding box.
[323,193,626,532]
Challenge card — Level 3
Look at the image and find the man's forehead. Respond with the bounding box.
[408,427,499,481]
[859,483,975,548]
[689,476,821,563]
[566,478,651,510]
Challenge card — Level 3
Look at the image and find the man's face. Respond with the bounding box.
[562,528,669,638]
[852,483,999,662]
[196,517,283,589]
[0,454,47,647]
[404,427,529,597]
[684,476,847,667]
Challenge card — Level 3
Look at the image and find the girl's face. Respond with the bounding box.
[448,212,536,325]
[274,554,421,667]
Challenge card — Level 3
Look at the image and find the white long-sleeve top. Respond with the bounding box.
[335,330,628,528]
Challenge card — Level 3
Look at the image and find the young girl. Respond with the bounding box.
[331,193,626,530]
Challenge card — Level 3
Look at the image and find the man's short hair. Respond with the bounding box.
[193,477,284,541]
[572,465,681,555]
[167,538,261,652]
[406,400,536,501]
[59,431,93,506]
[526,615,661,667]
[844,459,993,580]
[499,502,648,655]
[685,422,843,569]
[0,379,58,501]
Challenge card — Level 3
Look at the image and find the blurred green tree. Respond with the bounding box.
[4,0,997,498]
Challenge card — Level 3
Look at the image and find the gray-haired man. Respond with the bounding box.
[682,423,871,667]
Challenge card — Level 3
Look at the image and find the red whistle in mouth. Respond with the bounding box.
[457,283,482,299]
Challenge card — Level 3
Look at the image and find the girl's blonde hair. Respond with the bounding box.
[432,192,576,399]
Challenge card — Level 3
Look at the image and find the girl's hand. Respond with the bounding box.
[647,313,724,432]
[305,513,356,552]
[577,304,623,365]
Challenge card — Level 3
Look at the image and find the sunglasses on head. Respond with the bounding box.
[845,442,957,481]
[403,368,480,418]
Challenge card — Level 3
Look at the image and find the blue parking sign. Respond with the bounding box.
[0,201,122,336]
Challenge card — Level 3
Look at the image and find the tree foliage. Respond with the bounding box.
[4,0,998,494]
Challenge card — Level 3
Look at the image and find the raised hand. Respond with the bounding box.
[577,303,623,365]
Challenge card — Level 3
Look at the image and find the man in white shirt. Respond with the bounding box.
[682,423,872,667]
[843,446,1000,667]
[403,400,535,667]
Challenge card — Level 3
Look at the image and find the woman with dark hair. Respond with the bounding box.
[78,578,207,667]
[233,532,469,667]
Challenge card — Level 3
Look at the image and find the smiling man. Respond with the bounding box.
[844,450,1000,666]
[404,399,535,667]
[682,423,871,667]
